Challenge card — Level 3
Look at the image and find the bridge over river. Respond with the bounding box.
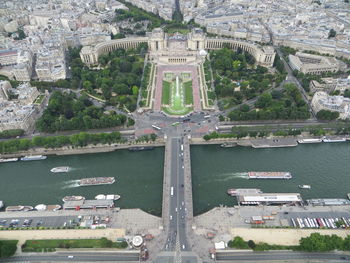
[154,135,202,263]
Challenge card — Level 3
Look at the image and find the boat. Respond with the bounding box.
[323,137,346,143]
[95,194,106,200]
[20,155,47,161]
[297,138,322,144]
[50,166,70,173]
[95,194,121,200]
[62,196,85,202]
[220,142,237,148]
[0,158,18,163]
[79,177,115,186]
[128,146,155,151]
[35,204,47,211]
[248,171,292,179]
[46,204,61,211]
[5,205,33,212]
[227,188,262,196]
[298,185,311,189]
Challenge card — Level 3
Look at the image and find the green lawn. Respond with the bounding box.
[34,94,45,104]
[183,81,193,105]
[162,81,171,105]
[22,238,127,252]
[161,73,194,115]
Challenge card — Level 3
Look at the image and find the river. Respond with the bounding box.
[0,148,164,216]
[1,143,350,217]
[191,143,350,216]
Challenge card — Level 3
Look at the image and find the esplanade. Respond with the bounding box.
[80,28,275,67]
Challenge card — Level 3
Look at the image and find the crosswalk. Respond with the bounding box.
[175,235,182,263]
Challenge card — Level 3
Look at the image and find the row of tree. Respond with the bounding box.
[228,233,350,252]
[0,132,123,154]
[316,109,339,120]
[36,91,126,133]
[0,240,17,258]
[0,129,24,139]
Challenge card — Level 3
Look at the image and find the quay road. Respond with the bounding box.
[216,250,350,262]
[0,251,140,262]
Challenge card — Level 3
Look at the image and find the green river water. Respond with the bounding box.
[0,143,349,216]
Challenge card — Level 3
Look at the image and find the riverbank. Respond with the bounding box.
[0,141,165,158]
[191,135,349,148]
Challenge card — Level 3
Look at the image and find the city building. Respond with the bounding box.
[289,52,343,75]
[35,48,66,81]
[0,49,18,66]
[310,77,350,94]
[0,81,40,131]
[311,91,350,119]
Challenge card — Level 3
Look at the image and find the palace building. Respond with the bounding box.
[80,28,275,68]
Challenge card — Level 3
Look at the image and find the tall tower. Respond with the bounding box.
[148,28,166,51]
[187,28,205,50]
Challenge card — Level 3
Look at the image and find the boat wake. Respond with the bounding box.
[214,172,248,182]
[61,180,80,189]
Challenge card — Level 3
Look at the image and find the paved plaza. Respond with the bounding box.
[154,65,201,113]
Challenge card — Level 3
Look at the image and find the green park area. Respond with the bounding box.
[22,238,127,252]
[161,72,193,115]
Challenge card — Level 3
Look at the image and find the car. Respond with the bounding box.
[170,215,172,220]
[68,255,74,259]
[284,212,289,214]
[182,244,185,250]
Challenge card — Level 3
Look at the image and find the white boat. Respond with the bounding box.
[35,204,47,211]
[62,196,85,202]
[297,139,322,144]
[21,155,47,161]
[299,185,311,189]
[323,137,346,143]
[107,194,121,200]
[95,194,106,200]
[95,194,121,200]
[50,166,70,173]
[0,158,18,163]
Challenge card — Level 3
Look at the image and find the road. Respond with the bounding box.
[164,137,188,252]
[216,251,350,262]
[275,47,316,119]
[0,252,140,262]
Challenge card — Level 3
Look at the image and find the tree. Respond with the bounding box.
[239,104,250,112]
[0,241,17,258]
[132,86,139,96]
[228,236,249,249]
[247,240,256,249]
[328,29,336,38]
[255,93,272,108]
[316,109,339,120]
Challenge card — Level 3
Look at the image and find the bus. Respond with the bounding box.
[171,187,174,196]
[171,122,180,126]
[204,115,211,119]
[152,125,161,130]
